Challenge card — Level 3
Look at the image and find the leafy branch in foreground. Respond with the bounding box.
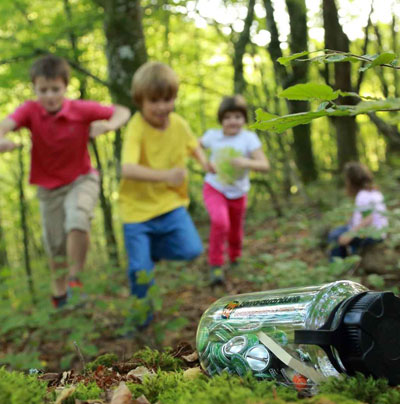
[252,50,400,134]
[277,49,399,72]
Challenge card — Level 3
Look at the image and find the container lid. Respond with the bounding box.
[295,292,400,385]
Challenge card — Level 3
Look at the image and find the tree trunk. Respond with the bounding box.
[65,0,121,266]
[285,0,317,183]
[103,0,147,168]
[0,211,8,268]
[322,0,358,170]
[233,0,255,94]
[17,146,35,303]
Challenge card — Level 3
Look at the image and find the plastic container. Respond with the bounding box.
[196,280,400,390]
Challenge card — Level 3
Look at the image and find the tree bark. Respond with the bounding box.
[322,0,358,170]
[264,0,317,183]
[233,0,255,94]
[102,0,147,167]
[65,0,121,266]
[285,0,317,183]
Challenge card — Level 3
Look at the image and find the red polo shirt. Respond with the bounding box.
[9,99,114,189]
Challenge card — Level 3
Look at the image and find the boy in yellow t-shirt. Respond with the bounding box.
[120,62,209,325]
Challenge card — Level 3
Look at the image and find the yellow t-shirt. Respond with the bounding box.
[119,112,199,223]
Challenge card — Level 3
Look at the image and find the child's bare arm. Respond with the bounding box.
[192,145,215,173]
[338,215,374,245]
[121,164,186,186]
[231,148,270,172]
[0,118,19,152]
[90,105,131,139]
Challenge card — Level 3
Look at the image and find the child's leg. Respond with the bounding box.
[151,207,203,261]
[64,172,100,282]
[203,183,230,266]
[123,222,155,298]
[38,186,69,298]
[227,195,247,263]
[327,225,350,243]
[328,225,351,261]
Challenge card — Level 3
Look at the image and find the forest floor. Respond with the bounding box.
[2,178,400,376]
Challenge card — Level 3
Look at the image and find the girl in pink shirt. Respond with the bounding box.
[328,162,388,260]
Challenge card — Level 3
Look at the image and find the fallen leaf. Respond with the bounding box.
[55,386,76,404]
[127,366,155,382]
[183,367,203,380]
[182,351,198,362]
[111,382,132,404]
[132,395,151,404]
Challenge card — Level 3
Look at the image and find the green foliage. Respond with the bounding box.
[254,50,400,133]
[277,50,310,66]
[253,97,400,134]
[214,147,245,185]
[359,52,398,72]
[0,367,47,404]
[277,49,399,72]
[85,353,118,372]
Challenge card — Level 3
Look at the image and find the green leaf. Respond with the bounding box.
[279,83,339,101]
[325,54,358,63]
[255,108,278,121]
[277,51,309,66]
[359,52,397,72]
[252,110,329,133]
[354,98,400,114]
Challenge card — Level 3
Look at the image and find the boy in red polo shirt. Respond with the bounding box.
[0,54,130,307]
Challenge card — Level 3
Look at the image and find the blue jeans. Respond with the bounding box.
[123,207,203,298]
[328,225,380,260]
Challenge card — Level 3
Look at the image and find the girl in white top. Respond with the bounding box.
[201,95,270,285]
[329,162,388,260]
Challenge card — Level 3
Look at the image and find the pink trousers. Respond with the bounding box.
[203,183,247,266]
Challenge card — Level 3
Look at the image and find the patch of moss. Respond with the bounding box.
[0,367,48,404]
[61,382,103,403]
[84,353,118,372]
[319,373,400,404]
[132,347,183,371]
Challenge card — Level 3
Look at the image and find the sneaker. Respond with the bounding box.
[68,277,83,288]
[209,266,225,286]
[67,277,88,307]
[51,293,68,309]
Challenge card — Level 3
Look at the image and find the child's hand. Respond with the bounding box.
[166,167,187,186]
[89,121,111,139]
[206,161,217,174]
[0,138,19,152]
[338,233,353,246]
[231,156,250,169]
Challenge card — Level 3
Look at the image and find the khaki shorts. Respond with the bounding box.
[37,172,100,257]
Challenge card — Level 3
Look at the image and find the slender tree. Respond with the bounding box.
[285,0,317,183]
[233,0,256,94]
[322,0,358,169]
[264,0,317,183]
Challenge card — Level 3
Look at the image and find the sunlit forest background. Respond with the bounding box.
[1,0,400,376]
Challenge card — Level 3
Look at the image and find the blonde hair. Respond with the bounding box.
[344,162,374,197]
[131,62,179,107]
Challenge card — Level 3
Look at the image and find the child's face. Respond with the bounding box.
[33,76,67,113]
[141,96,176,129]
[222,111,245,136]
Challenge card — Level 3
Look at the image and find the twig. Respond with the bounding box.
[73,341,86,369]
